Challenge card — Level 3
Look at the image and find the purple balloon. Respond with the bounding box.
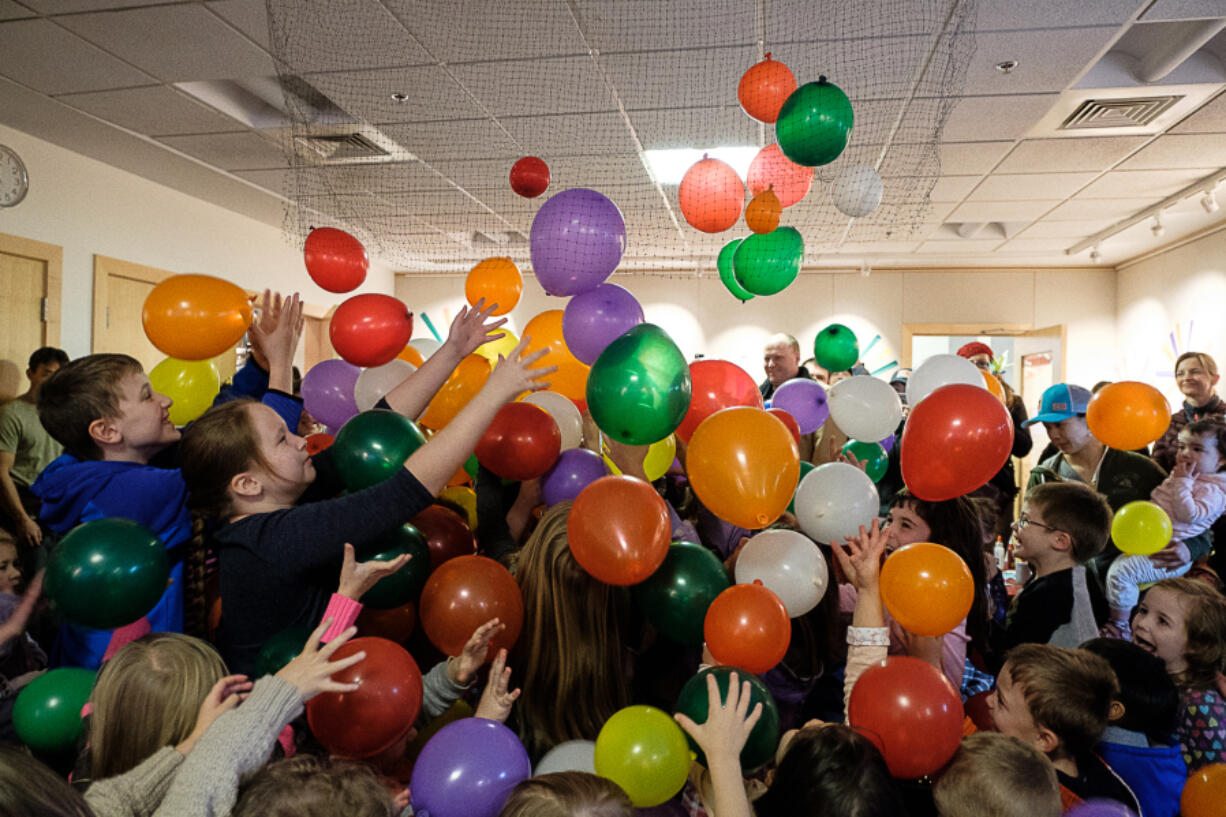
[541,448,608,506]
[771,378,829,434]
[1066,800,1137,817]
[301,359,360,429]
[530,188,627,296]
[879,433,896,453]
[410,718,531,817]
[562,283,645,364]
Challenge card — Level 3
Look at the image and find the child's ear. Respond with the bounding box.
[1034,725,1061,755]
[88,417,122,448]
[1050,530,1073,554]
[230,471,263,499]
[1108,700,1126,723]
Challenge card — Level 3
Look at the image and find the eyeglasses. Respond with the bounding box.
[1011,514,1059,533]
[971,358,993,370]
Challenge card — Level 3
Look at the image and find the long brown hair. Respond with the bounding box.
[511,502,631,759]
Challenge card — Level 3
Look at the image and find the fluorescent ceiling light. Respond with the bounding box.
[644,146,759,185]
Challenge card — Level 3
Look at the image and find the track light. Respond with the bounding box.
[1202,190,1219,214]
[1151,213,1166,238]
[1090,246,1102,264]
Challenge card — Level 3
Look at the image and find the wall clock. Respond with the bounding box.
[0,144,30,207]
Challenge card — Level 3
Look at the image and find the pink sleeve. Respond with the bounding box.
[320,594,362,643]
[101,617,152,662]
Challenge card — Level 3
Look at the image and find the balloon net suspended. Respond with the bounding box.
[265,0,978,272]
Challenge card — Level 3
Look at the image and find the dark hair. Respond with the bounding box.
[0,746,95,817]
[37,353,143,460]
[28,347,68,372]
[1080,638,1178,745]
[1150,577,1226,691]
[1183,419,1226,469]
[1023,482,1111,563]
[1005,644,1116,757]
[232,755,393,817]
[755,724,904,817]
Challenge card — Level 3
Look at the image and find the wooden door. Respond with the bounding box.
[0,233,62,400]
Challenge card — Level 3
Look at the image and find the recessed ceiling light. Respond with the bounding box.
[1151,213,1165,238]
[995,60,1019,74]
[390,92,409,103]
[1202,189,1219,213]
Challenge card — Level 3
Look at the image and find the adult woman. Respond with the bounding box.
[1152,352,1224,471]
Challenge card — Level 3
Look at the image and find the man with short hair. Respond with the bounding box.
[760,333,845,465]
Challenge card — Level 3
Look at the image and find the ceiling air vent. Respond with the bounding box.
[1059,96,1183,130]
[293,133,389,161]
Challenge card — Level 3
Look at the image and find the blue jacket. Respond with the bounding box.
[1098,732,1186,817]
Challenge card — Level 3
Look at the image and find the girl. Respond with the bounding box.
[0,533,45,741]
[1131,576,1226,770]
[1105,420,1226,638]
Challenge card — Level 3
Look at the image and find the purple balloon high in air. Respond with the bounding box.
[541,448,609,506]
[530,188,627,296]
[562,283,645,364]
[301,359,360,429]
[771,378,829,434]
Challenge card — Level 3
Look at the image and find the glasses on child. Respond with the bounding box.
[1011,514,1059,533]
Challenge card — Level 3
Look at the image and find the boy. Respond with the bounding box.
[932,732,1060,817]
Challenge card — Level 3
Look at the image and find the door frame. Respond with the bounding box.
[0,231,63,347]
[901,321,1067,382]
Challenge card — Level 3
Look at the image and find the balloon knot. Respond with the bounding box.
[752,578,764,586]
[818,75,828,84]
[764,51,772,60]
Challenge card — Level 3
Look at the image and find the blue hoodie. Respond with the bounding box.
[1098,727,1187,817]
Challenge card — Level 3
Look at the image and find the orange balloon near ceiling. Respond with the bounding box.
[736,53,798,124]
[679,156,745,233]
[142,274,253,361]
[747,143,814,208]
[418,354,490,430]
[397,344,425,366]
[1086,381,1172,451]
[522,309,590,402]
[745,189,782,234]
[465,257,523,316]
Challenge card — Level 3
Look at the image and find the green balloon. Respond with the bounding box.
[13,667,96,755]
[813,323,859,372]
[717,239,753,302]
[842,440,888,483]
[788,460,816,514]
[733,227,804,296]
[463,453,479,482]
[355,523,431,610]
[775,76,854,167]
[332,409,428,491]
[587,323,692,445]
[632,541,730,645]
[46,518,168,630]
[254,626,313,678]
[674,665,781,772]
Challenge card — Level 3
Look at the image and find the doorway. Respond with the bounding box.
[0,233,62,400]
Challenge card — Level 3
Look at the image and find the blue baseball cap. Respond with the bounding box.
[1023,383,1092,427]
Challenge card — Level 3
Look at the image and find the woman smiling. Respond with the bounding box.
[1152,352,1225,471]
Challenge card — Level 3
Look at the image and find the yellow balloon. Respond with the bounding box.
[439,486,477,529]
[643,435,676,481]
[474,329,520,366]
[149,357,220,426]
[1111,500,1173,555]
[594,706,691,807]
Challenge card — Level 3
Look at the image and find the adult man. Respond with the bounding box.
[0,347,68,549]
[760,334,844,464]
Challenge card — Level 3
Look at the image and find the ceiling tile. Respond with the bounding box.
[575,0,754,53]
[0,1,34,21]
[966,172,1098,201]
[995,136,1150,172]
[0,18,155,94]
[601,46,753,111]
[915,239,1006,253]
[629,106,759,150]
[1077,168,1214,198]
[941,94,1059,142]
[548,153,655,189]
[57,5,275,81]
[996,237,1082,253]
[269,162,454,196]
[500,112,639,156]
[374,186,485,216]
[307,65,486,125]
[385,0,586,62]
[975,0,1144,30]
[157,131,288,170]
[948,200,1059,221]
[20,0,192,10]
[760,35,933,104]
[1117,133,1226,170]
[1171,91,1226,134]
[206,0,271,49]
[962,28,1119,96]
[1044,197,1152,220]
[938,142,1013,175]
[1140,0,1226,22]
[929,175,983,201]
[262,0,432,73]
[450,56,615,117]
[427,157,526,190]
[382,120,521,162]
[1015,219,1115,238]
[56,85,244,136]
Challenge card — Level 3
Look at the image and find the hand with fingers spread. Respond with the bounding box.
[275,618,367,702]
[177,673,253,755]
[449,617,506,685]
[674,671,760,817]
[486,335,557,402]
[0,571,42,649]
[833,519,888,594]
[337,543,412,602]
[474,648,520,723]
[249,291,304,393]
[838,449,867,473]
[445,299,509,359]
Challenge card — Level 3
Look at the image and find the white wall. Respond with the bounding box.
[0,123,395,359]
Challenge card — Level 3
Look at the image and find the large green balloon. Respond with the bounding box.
[255,625,313,678]
[13,667,96,755]
[717,239,753,302]
[775,76,854,167]
[733,227,804,296]
[356,523,432,609]
[632,541,730,645]
[813,323,859,372]
[587,323,692,445]
[842,440,888,483]
[332,409,428,491]
[674,665,781,772]
[788,460,816,514]
[46,518,168,630]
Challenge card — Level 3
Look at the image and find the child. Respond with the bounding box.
[231,755,395,817]
[0,546,46,742]
[1105,420,1226,638]
[1131,576,1226,770]
[931,732,1061,817]
[498,772,632,817]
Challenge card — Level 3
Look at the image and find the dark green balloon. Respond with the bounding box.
[463,453,479,482]
[675,665,781,772]
[814,323,859,372]
[332,409,428,491]
[633,541,730,645]
[586,323,692,445]
[717,238,753,302]
[788,460,816,514]
[842,440,888,483]
[775,76,854,167]
[254,626,313,678]
[733,227,804,296]
[46,518,168,630]
[355,523,431,609]
[13,668,96,755]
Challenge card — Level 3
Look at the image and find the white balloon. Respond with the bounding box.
[409,338,441,358]
[828,375,903,442]
[735,529,829,617]
[830,165,883,218]
[906,354,984,407]
[522,390,583,450]
[794,462,879,546]
[353,359,416,412]
[534,739,597,776]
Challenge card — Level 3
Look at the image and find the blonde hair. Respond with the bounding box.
[1150,577,1226,691]
[232,755,393,817]
[1005,644,1117,758]
[1175,351,1219,379]
[89,633,227,779]
[932,732,1061,817]
[499,772,632,817]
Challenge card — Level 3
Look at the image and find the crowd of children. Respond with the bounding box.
[1,293,1224,817]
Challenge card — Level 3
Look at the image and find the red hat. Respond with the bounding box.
[957,341,994,360]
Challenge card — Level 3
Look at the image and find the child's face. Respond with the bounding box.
[1175,430,1223,474]
[112,371,180,453]
[246,403,316,499]
[1010,502,1061,563]
[0,543,21,594]
[987,663,1044,749]
[1131,587,1190,675]
[884,502,931,552]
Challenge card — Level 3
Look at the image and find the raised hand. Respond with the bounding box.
[674,671,763,765]
[445,299,509,358]
[0,571,42,649]
[474,648,520,723]
[337,542,412,601]
[177,673,253,754]
[275,618,366,702]
[485,335,557,402]
[449,617,506,685]
[833,519,887,593]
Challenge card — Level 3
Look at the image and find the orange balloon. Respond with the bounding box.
[980,369,1005,403]
[522,310,589,402]
[737,52,798,124]
[679,156,745,233]
[745,189,782,234]
[465,257,522,316]
[1086,381,1172,451]
[305,432,334,456]
[569,475,671,585]
[1182,763,1226,817]
[446,463,470,487]
[397,344,425,366]
[418,354,490,430]
[747,143,814,208]
[704,581,791,674]
[419,555,523,657]
[142,274,253,361]
[880,543,974,637]
[687,407,799,530]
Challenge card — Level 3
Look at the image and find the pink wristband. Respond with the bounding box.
[320,594,362,643]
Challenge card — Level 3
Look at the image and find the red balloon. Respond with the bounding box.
[419,555,523,656]
[475,402,562,481]
[304,227,369,293]
[569,476,671,585]
[510,156,550,198]
[676,360,764,443]
[737,52,797,124]
[679,157,745,233]
[410,505,476,570]
[703,581,791,674]
[747,143,815,208]
[329,294,414,368]
[847,656,963,779]
[305,432,334,456]
[900,383,1013,502]
[767,408,802,446]
[305,637,422,758]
